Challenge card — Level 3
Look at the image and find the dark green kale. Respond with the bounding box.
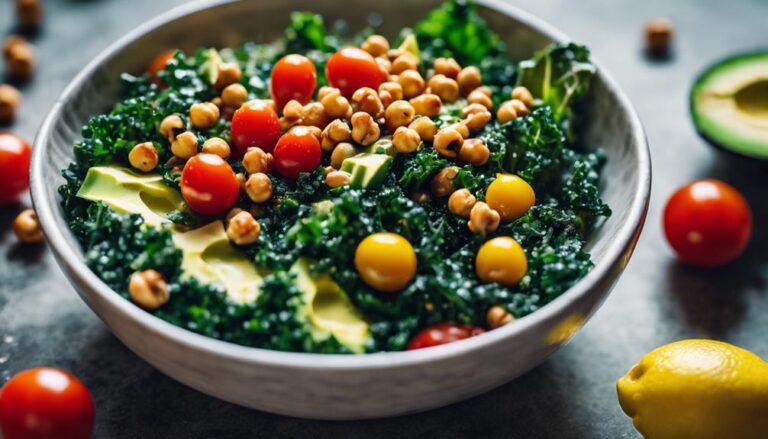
[516,42,596,126]
[414,0,501,66]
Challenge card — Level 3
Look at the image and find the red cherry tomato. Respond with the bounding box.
[0,368,95,439]
[663,179,752,267]
[0,132,31,205]
[147,49,176,83]
[326,47,386,97]
[270,54,317,110]
[407,323,485,351]
[230,100,281,157]
[273,127,322,180]
[181,153,240,216]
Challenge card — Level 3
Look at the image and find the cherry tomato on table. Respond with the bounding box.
[663,179,752,267]
[0,132,31,205]
[326,47,386,97]
[273,126,322,179]
[230,100,281,157]
[407,323,485,351]
[0,367,95,439]
[147,49,177,84]
[270,54,317,110]
[181,153,240,216]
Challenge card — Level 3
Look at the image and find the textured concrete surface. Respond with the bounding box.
[1,0,767,437]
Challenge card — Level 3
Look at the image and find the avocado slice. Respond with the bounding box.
[397,34,420,63]
[339,153,393,188]
[173,221,263,304]
[291,258,369,353]
[77,166,186,227]
[691,51,768,159]
[363,137,397,156]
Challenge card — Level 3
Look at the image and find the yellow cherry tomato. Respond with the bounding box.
[475,236,527,287]
[485,174,535,223]
[355,232,417,292]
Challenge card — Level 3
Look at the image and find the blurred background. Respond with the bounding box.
[1,0,766,437]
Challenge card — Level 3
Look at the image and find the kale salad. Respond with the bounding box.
[59,0,610,354]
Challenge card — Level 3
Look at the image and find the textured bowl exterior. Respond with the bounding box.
[30,0,650,419]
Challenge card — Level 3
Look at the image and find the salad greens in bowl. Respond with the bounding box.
[31,0,649,418]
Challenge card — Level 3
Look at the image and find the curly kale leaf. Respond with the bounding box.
[414,0,501,66]
[398,148,449,194]
[560,149,611,223]
[516,42,596,124]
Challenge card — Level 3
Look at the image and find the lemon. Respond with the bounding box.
[617,339,768,439]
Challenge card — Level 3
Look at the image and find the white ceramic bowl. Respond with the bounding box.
[30,0,650,419]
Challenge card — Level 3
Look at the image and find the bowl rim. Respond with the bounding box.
[30,0,651,370]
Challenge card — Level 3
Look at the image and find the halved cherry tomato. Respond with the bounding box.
[0,368,95,439]
[407,323,485,350]
[230,100,281,157]
[273,126,322,179]
[147,49,177,84]
[0,132,31,205]
[270,54,317,110]
[326,47,386,97]
[181,153,240,216]
[663,179,752,267]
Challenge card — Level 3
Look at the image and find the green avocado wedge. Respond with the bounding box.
[691,51,768,159]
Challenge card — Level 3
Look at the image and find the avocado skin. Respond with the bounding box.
[690,51,768,160]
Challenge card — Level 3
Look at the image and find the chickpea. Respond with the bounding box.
[446,122,469,138]
[16,0,43,29]
[433,57,461,79]
[457,66,482,96]
[320,88,352,119]
[384,100,415,131]
[282,99,304,121]
[0,84,21,123]
[5,42,34,79]
[351,87,384,117]
[158,114,184,141]
[215,62,242,88]
[202,137,231,159]
[412,192,430,204]
[222,83,248,107]
[226,211,261,245]
[497,100,518,123]
[387,48,404,61]
[245,172,273,203]
[321,119,351,151]
[409,93,442,117]
[448,189,477,218]
[375,57,392,77]
[391,52,418,74]
[433,127,464,159]
[509,99,530,116]
[128,142,159,172]
[235,172,246,189]
[362,34,390,57]
[468,89,493,109]
[378,89,394,108]
[379,81,403,101]
[224,207,243,224]
[428,74,460,103]
[487,305,515,329]
[408,117,437,142]
[128,269,169,310]
[212,97,224,109]
[189,102,220,129]
[303,125,323,143]
[392,127,421,154]
[13,209,43,243]
[317,86,337,101]
[350,112,381,146]
[511,86,534,108]
[430,166,458,197]
[324,165,335,175]
[458,138,490,166]
[398,69,426,99]
[242,147,273,174]
[171,131,198,159]
[330,142,358,169]
[468,201,500,235]
[302,102,330,128]
[464,111,492,131]
[325,170,352,188]
[2,35,25,59]
[476,86,493,97]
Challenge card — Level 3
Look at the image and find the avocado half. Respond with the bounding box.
[691,51,768,159]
